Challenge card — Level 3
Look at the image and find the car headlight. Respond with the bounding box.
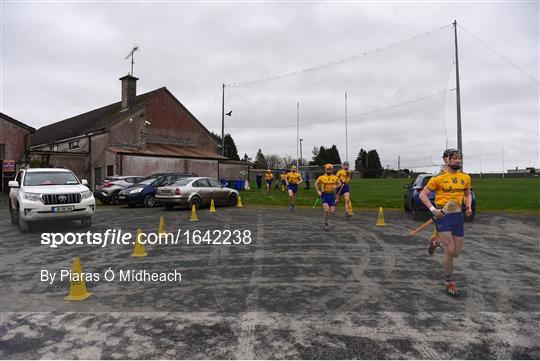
[81,190,93,199]
[22,192,42,202]
[129,188,144,194]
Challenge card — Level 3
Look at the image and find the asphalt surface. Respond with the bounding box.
[0,194,538,359]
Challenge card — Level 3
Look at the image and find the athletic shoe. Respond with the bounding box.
[346,212,353,218]
[428,232,439,255]
[445,281,458,296]
[324,223,329,232]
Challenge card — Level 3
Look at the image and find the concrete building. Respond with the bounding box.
[30,75,249,188]
[0,113,35,192]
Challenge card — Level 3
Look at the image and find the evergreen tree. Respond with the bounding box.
[254,149,267,169]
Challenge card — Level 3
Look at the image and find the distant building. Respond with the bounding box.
[30,75,248,188]
[507,167,538,174]
[0,113,35,192]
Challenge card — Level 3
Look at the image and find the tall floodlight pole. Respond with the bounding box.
[296,102,300,168]
[453,20,463,154]
[300,139,303,165]
[345,92,349,162]
[221,83,225,156]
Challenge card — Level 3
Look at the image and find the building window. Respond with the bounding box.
[69,140,80,150]
[49,145,58,151]
[107,165,113,177]
[0,144,5,159]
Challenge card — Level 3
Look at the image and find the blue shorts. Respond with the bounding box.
[435,212,464,237]
[321,192,336,207]
[337,183,350,195]
[266,180,272,186]
[288,184,298,193]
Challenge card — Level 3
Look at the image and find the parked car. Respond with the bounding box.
[94,176,144,204]
[8,168,95,232]
[117,173,196,208]
[156,177,239,210]
[404,173,476,221]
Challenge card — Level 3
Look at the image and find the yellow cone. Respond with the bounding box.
[64,257,93,301]
[237,195,243,208]
[190,204,199,221]
[376,207,386,226]
[209,198,216,213]
[132,228,148,257]
[158,216,166,236]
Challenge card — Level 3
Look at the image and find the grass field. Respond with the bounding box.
[241,178,540,211]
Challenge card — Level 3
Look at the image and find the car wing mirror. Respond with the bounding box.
[8,180,19,188]
[81,179,88,186]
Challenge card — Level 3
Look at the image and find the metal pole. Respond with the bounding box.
[502,146,505,178]
[398,155,400,171]
[345,92,348,162]
[479,148,482,177]
[297,102,300,168]
[453,20,463,153]
[300,139,303,165]
[221,83,225,156]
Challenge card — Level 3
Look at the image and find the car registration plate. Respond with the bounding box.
[52,206,74,213]
[118,195,126,200]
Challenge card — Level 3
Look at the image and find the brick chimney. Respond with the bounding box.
[119,74,138,109]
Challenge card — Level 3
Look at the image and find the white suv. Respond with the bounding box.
[8,168,96,233]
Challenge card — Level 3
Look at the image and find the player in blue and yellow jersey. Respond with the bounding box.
[286,165,303,210]
[264,169,274,194]
[280,171,287,192]
[315,164,342,231]
[335,161,353,218]
[419,148,472,296]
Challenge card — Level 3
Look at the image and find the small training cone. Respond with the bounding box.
[209,199,216,213]
[132,228,148,257]
[190,204,199,221]
[237,195,243,208]
[158,216,166,236]
[64,257,93,301]
[376,207,386,226]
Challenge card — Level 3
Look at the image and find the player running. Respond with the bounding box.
[286,165,303,210]
[336,161,353,218]
[315,163,342,231]
[280,171,288,192]
[264,169,273,194]
[419,148,473,296]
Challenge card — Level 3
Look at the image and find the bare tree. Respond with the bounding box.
[266,154,282,169]
[281,155,294,169]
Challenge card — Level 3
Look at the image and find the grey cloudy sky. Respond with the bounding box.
[2,1,538,173]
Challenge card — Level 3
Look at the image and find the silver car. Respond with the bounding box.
[156,177,239,210]
[94,176,144,204]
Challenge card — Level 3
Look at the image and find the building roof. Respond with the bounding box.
[107,143,228,160]
[30,88,161,146]
[0,112,35,132]
[30,87,218,148]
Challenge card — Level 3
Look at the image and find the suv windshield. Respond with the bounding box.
[24,172,79,186]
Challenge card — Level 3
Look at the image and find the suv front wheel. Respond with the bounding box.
[17,209,31,233]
